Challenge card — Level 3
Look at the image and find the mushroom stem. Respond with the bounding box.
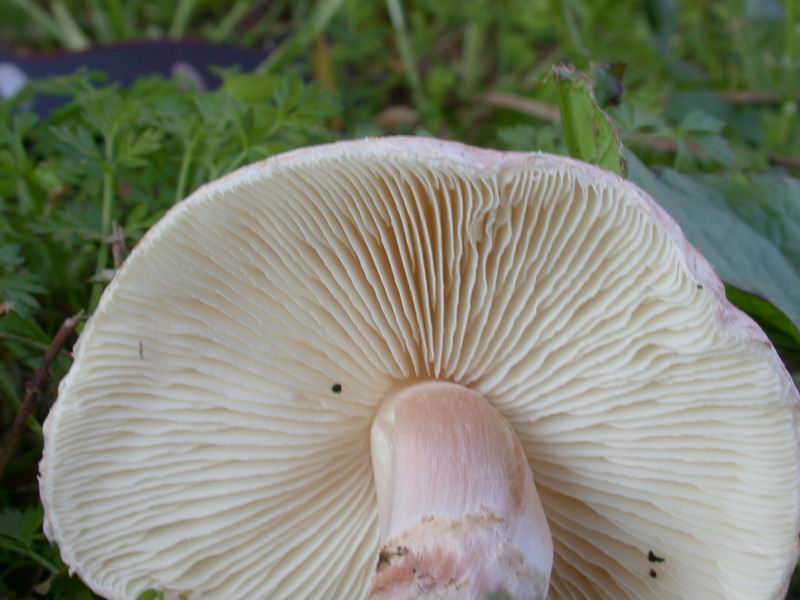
[369,381,553,599]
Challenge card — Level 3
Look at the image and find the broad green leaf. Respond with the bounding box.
[680,111,725,134]
[0,506,43,547]
[136,590,165,600]
[627,153,800,335]
[665,90,763,146]
[553,65,626,176]
[726,286,800,359]
[694,134,735,167]
[612,103,669,136]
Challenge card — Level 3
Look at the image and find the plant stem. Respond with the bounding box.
[386,0,425,108]
[0,539,60,574]
[0,312,82,479]
[89,169,114,311]
[174,138,197,204]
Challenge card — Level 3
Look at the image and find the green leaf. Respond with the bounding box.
[116,128,163,169]
[124,203,150,228]
[497,124,559,153]
[136,590,165,600]
[49,125,102,163]
[726,286,800,358]
[0,245,46,317]
[28,69,104,98]
[0,244,24,268]
[553,65,626,176]
[32,163,63,192]
[0,506,43,548]
[680,111,725,134]
[222,71,284,105]
[627,153,800,334]
[0,273,46,317]
[48,570,95,599]
[694,134,735,167]
[11,111,38,138]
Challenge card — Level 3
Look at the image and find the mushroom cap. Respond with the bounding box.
[40,137,800,599]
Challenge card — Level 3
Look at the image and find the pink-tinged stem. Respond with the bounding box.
[369,381,553,599]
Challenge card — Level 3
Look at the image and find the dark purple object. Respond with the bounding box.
[0,40,268,114]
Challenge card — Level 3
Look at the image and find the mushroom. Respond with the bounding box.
[40,137,800,599]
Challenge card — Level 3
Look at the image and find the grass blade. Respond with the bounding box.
[50,0,91,49]
[256,0,347,73]
[169,0,199,39]
[386,0,424,105]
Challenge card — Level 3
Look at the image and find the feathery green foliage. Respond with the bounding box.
[0,0,798,597]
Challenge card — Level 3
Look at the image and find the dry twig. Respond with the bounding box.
[717,91,784,105]
[0,311,83,479]
[769,155,800,170]
[481,91,800,170]
[109,221,128,269]
[479,92,561,123]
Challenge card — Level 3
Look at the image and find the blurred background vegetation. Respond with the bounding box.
[0,0,798,597]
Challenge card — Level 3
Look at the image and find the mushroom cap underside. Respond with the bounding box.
[40,137,800,600]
